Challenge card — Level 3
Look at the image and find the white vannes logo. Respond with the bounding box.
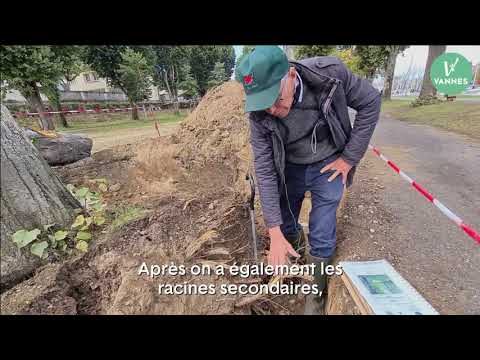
[444,57,459,77]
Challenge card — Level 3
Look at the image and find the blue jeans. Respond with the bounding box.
[280,153,344,258]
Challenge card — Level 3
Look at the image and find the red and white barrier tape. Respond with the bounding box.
[15,106,161,117]
[368,144,480,244]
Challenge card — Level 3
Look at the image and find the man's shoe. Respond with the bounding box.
[303,254,333,315]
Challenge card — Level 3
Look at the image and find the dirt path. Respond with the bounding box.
[338,110,480,314]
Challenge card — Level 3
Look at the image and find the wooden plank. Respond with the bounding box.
[341,274,374,315]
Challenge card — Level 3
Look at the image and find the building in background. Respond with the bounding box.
[4,71,167,104]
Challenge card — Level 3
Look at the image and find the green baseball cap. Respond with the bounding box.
[235,46,290,112]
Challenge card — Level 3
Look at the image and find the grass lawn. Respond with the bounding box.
[57,111,186,134]
[392,95,480,101]
[381,100,480,140]
[21,111,189,152]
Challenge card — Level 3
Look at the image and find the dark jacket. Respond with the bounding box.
[248,56,382,228]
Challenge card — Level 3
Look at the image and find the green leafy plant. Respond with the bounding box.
[10,181,110,257]
[11,225,65,259]
[12,229,41,249]
[65,181,109,251]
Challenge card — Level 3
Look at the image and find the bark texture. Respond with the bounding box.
[1,105,81,288]
[419,45,447,98]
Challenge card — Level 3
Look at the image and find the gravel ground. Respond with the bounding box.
[337,110,480,314]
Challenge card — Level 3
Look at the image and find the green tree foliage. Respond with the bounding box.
[188,46,235,96]
[330,48,365,77]
[355,46,390,81]
[355,45,409,99]
[179,63,199,99]
[44,46,87,127]
[118,48,152,120]
[81,45,128,93]
[150,46,189,114]
[53,46,88,89]
[337,45,354,50]
[82,45,153,119]
[218,46,235,81]
[207,62,227,89]
[0,46,62,130]
[294,45,336,59]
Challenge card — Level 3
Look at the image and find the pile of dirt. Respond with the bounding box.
[174,81,253,202]
[1,82,309,315]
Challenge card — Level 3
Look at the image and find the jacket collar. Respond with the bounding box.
[289,60,339,91]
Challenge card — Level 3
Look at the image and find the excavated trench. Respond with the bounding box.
[1,81,360,315]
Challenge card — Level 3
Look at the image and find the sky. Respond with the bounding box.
[394,46,480,76]
[232,45,480,77]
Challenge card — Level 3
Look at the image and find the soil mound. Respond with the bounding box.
[2,82,309,315]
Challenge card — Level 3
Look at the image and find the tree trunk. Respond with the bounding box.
[58,109,69,128]
[173,98,180,115]
[366,71,376,83]
[52,96,69,128]
[419,45,447,98]
[382,46,400,100]
[0,105,81,289]
[131,103,139,120]
[23,82,55,131]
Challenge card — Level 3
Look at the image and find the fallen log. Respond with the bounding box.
[24,129,93,166]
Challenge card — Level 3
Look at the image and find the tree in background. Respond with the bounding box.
[54,46,88,92]
[82,45,128,93]
[0,46,61,130]
[355,45,410,100]
[217,46,235,82]
[381,45,409,100]
[207,62,227,89]
[117,48,152,120]
[150,46,189,115]
[409,45,447,107]
[83,45,155,120]
[355,46,390,82]
[330,48,365,77]
[419,45,447,99]
[179,63,199,99]
[188,46,235,96]
[1,81,8,103]
[282,45,366,78]
[43,46,87,128]
[294,45,336,59]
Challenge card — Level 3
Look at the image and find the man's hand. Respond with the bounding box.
[267,226,300,266]
[320,157,352,185]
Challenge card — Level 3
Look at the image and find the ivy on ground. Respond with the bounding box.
[11,178,109,258]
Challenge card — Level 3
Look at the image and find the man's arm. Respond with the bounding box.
[248,114,283,228]
[337,61,382,166]
[249,113,300,265]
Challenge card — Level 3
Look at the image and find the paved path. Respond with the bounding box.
[344,110,480,314]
